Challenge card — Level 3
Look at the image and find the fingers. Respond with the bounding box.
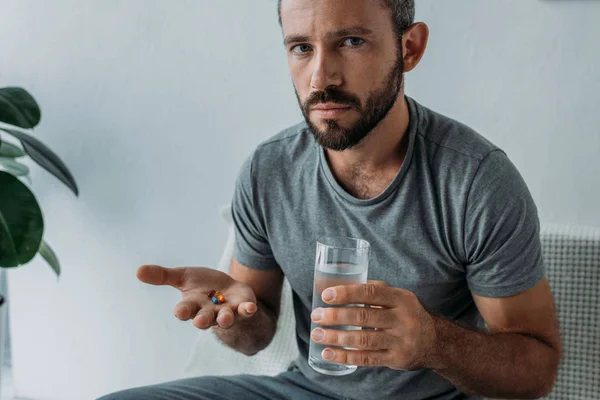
[367,280,389,287]
[311,327,391,350]
[311,306,394,329]
[137,265,186,289]
[320,348,391,367]
[173,300,200,321]
[191,304,252,330]
[191,308,234,330]
[321,283,400,308]
[192,309,215,330]
[237,302,258,318]
[216,308,235,328]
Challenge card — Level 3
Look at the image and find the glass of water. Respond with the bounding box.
[308,236,370,376]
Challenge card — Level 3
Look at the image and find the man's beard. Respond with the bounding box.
[296,54,404,151]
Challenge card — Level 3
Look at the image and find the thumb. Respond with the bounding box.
[237,302,258,318]
[137,265,186,289]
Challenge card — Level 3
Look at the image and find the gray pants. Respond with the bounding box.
[97,365,346,400]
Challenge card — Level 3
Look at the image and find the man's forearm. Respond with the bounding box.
[427,316,560,399]
[212,300,278,356]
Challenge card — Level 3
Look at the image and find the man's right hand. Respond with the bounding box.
[136,265,258,329]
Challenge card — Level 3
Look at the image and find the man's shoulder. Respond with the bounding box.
[412,98,500,162]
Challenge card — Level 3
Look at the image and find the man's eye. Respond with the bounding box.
[342,37,365,47]
[292,44,312,54]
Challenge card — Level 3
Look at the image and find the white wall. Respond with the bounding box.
[411,0,600,228]
[1,1,299,399]
[0,1,598,399]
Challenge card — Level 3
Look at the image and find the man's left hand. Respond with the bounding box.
[310,281,437,370]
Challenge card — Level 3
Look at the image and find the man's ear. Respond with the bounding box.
[402,22,429,73]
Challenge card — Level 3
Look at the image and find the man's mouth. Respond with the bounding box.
[310,103,353,118]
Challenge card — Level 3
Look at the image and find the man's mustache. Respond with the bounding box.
[303,89,361,110]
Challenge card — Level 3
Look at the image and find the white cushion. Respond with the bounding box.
[182,206,299,378]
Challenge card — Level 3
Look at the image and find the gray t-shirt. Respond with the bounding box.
[231,96,544,400]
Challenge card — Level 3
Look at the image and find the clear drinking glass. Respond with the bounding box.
[308,236,370,376]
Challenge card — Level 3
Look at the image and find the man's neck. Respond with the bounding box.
[324,94,411,199]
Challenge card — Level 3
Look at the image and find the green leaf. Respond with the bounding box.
[0,140,26,158]
[0,171,44,267]
[0,128,79,196]
[0,87,41,129]
[0,157,30,176]
[39,240,60,277]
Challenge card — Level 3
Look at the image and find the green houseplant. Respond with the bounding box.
[0,87,79,276]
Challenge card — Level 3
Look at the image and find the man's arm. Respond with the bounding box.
[428,278,560,399]
[442,149,561,397]
[212,258,284,356]
[310,278,560,399]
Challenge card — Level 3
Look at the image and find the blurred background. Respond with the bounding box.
[0,0,598,399]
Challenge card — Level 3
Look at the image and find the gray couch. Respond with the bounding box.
[538,226,599,399]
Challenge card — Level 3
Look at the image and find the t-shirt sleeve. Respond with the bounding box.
[464,150,545,298]
[231,152,280,271]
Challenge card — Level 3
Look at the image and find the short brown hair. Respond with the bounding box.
[277,0,416,41]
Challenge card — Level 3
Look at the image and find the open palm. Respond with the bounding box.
[137,265,257,329]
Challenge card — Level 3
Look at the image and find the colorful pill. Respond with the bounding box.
[214,291,225,303]
[207,290,216,299]
[211,296,219,304]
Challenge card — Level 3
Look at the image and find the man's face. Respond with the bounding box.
[281,0,404,151]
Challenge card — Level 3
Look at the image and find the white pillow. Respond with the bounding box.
[182,205,299,378]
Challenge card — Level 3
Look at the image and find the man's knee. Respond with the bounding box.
[96,377,222,400]
[97,385,161,400]
[97,387,141,400]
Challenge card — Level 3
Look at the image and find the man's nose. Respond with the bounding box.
[310,51,343,91]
